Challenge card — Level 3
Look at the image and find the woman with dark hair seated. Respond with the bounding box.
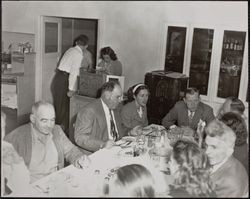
[219,112,248,173]
[96,46,122,76]
[121,83,164,136]
[103,164,155,197]
[168,140,216,197]
[217,97,246,118]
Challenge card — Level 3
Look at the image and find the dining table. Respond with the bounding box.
[30,127,177,197]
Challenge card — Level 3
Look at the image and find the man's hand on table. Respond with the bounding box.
[147,124,165,131]
[74,155,91,169]
[129,125,143,136]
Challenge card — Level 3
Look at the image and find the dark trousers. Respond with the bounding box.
[51,69,69,136]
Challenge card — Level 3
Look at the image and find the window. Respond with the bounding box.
[164,26,187,73]
[189,28,214,95]
[217,30,246,98]
[45,22,58,53]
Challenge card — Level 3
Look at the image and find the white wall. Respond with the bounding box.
[2,1,248,116]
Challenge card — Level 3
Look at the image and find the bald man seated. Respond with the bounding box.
[4,101,90,183]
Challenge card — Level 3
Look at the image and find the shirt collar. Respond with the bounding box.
[211,156,230,173]
[188,109,195,116]
[75,45,83,53]
[101,98,110,112]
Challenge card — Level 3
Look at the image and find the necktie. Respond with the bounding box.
[109,109,118,141]
[188,111,194,125]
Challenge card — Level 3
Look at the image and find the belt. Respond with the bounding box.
[57,69,69,75]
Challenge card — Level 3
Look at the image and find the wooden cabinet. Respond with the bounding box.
[1,53,36,134]
[145,71,188,124]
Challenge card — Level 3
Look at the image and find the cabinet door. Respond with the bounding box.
[217,30,246,98]
[164,26,187,73]
[189,28,214,95]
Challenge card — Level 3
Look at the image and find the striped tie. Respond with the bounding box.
[188,111,194,125]
[109,109,118,141]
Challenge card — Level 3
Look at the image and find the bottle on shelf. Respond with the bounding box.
[225,39,230,49]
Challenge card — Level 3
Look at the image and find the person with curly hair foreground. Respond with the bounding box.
[168,140,216,197]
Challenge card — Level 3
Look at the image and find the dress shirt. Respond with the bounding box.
[101,99,118,140]
[58,45,83,91]
[29,125,58,183]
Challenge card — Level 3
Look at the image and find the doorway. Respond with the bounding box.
[41,16,98,103]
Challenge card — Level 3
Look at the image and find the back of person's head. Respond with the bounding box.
[218,97,245,119]
[184,87,200,97]
[171,140,214,197]
[219,112,248,146]
[205,119,236,149]
[228,97,245,115]
[125,83,149,104]
[100,46,117,60]
[103,164,155,197]
[73,34,89,47]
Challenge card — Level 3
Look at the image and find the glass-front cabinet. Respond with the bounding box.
[163,24,248,105]
[164,26,187,73]
[189,28,214,95]
[217,30,246,98]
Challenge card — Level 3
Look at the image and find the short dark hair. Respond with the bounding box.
[125,84,150,103]
[184,87,199,97]
[100,47,117,60]
[101,81,120,94]
[73,34,89,46]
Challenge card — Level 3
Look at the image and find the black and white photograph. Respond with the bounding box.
[1,1,248,197]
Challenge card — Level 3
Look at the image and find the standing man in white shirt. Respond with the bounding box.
[51,34,92,136]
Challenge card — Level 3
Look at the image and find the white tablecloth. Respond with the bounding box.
[31,144,172,197]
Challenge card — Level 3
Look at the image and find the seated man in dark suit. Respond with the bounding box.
[162,87,215,131]
[74,81,127,153]
[205,119,248,197]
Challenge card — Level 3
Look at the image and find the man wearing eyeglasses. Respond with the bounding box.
[162,87,215,131]
[74,81,127,153]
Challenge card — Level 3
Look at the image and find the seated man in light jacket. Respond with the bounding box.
[205,119,248,197]
[162,87,215,131]
[4,101,90,183]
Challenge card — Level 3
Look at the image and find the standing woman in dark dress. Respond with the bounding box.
[51,34,90,135]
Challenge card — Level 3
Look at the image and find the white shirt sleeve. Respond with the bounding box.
[68,49,83,91]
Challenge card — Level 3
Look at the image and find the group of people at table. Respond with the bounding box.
[1,35,248,197]
[2,79,248,197]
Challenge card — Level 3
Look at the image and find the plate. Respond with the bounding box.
[115,139,133,148]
